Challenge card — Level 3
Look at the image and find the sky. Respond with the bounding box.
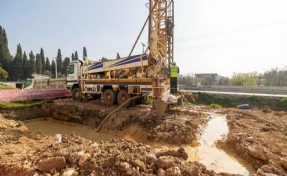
[1,0,287,77]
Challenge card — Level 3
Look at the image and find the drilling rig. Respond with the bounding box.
[66,0,175,107]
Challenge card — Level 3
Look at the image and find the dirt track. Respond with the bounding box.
[0,99,287,175]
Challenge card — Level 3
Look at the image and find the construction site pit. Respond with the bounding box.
[0,99,286,176]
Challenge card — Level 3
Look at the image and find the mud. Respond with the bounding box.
[1,99,287,175]
[218,109,287,175]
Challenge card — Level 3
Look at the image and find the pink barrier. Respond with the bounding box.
[0,89,71,103]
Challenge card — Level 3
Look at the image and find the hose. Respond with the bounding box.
[95,92,150,132]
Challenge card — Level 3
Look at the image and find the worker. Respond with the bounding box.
[170,62,179,94]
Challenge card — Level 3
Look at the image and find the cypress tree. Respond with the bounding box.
[40,48,45,73]
[56,49,63,74]
[75,51,78,60]
[71,53,75,61]
[45,57,51,72]
[22,51,32,79]
[0,26,11,70]
[62,57,70,75]
[117,52,121,59]
[10,44,23,81]
[29,51,36,74]
[51,60,56,78]
[83,47,87,57]
[35,54,41,74]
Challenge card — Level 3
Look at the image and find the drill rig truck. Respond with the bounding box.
[67,0,175,107]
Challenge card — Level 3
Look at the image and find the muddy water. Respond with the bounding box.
[155,114,251,175]
[25,118,119,142]
[26,115,251,175]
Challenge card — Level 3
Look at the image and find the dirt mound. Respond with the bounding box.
[218,109,287,175]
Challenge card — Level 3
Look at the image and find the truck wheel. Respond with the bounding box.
[117,89,132,107]
[72,88,82,101]
[103,89,116,105]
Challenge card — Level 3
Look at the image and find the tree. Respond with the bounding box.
[83,47,87,57]
[51,60,56,78]
[0,67,8,81]
[100,57,109,62]
[29,51,36,73]
[35,54,41,74]
[40,48,46,73]
[75,51,79,60]
[71,53,75,61]
[56,49,63,74]
[116,52,121,59]
[10,44,23,81]
[22,51,32,79]
[0,26,11,70]
[62,57,70,75]
[45,57,51,71]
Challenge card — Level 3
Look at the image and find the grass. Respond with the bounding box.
[0,100,50,109]
[209,103,222,109]
[0,83,14,89]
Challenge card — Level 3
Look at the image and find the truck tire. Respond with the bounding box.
[117,89,132,107]
[136,95,147,104]
[103,89,116,105]
[72,88,82,101]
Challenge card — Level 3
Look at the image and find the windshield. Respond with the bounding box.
[67,65,74,74]
[23,79,32,88]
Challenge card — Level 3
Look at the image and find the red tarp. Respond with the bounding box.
[0,89,71,103]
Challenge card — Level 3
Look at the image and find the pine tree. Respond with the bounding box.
[71,53,75,61]
[10,44,23,81]
[29,51,36,74]
[35,54,41,74]
[117,52,121,59]
[62,57,70,75]
[40,48,46,73]
[75,51,79,60]
[83,47,87,57]
[51,60,56,78]
[56,49,63,74]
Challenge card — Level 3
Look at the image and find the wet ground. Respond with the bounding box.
[25,114,251,175]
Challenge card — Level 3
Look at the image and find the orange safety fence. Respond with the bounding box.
[0,89,71,103]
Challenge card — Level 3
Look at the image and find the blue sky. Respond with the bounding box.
[1,0,287,77]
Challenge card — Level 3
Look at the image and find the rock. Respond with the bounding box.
[146,154,157,164]
[155,156,174,169]
[247,146,268,161]
[79,153,90,167]
[157,168,165,176]
[131,159,146,171]
[69,152,80,164]
[62,168,78,176]
[165,166,181,176]
[281,158,287,169]
[246,136,254,142]
[38,156,66,172]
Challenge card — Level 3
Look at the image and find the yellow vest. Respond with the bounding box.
[170,65,178,78]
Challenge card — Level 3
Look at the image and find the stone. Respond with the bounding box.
[69,152,80,164]
[38,156,66,172]
[247,146,268,161]
[157,168,165,176]
[62,168,79,176]
[281,158,287,169]
[155,156,174,169]
[131,159,146,171]
[79,153,90,167]
[246,136,254,142]
[165,166,181,176]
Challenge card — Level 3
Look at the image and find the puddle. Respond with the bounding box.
[26,116,251,175]
[25,118,119,142]
[155,114,250,175]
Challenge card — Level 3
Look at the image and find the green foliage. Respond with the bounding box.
[9,44,23,81]
[0,26,12,70]
[83,47,87,57]
[0,100,48,109]
[51,60,56,78]
[56,49,63,74]
[29,51,36,73]
[35,53,41,74]
[75,51,79,60]
[279,98,287,111]
[15,120,23,127]
[209,103,222,109]
[40,48,46,73]
[0,83,13,89]
[229,72,258,86]
[23,51,32,79]
[45,57,51,71]
[146,97,153,105]
[62,57,70,74]
[0,67,8,81]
